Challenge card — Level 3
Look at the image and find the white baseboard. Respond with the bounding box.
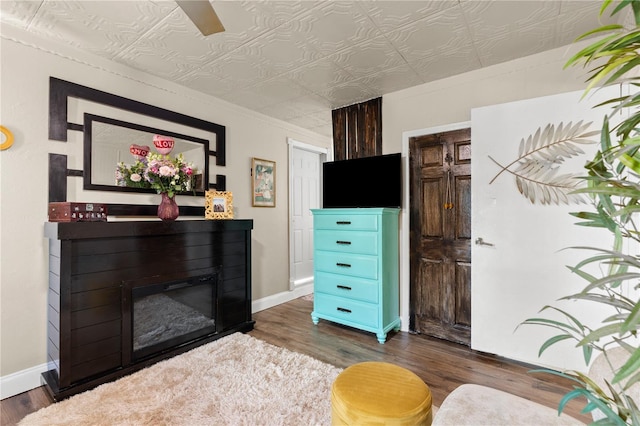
[1,287,314,400]
[288,276,313,291]
[1,362,48,400]
[252,282,313,313]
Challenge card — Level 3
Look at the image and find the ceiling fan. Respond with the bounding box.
[176,1,225,36]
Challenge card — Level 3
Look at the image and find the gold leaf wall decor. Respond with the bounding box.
[488,121,598,205]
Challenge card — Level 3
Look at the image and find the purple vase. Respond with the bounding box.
[158,192,179,221]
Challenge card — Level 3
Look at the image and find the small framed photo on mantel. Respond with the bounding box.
[205,190,233,219]
[252,157,276,207]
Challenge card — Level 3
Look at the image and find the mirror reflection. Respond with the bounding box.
[84,114,209,195]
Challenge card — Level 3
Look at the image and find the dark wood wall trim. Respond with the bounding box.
[331,97,382,161]
[49,154,68,203]
[48,77,228,215]
[49,77,226,166]
[106,203,205,216]
[332,109,346,161]
[212,175,226,191]
[363,98,382,157]
[347,106,359,160]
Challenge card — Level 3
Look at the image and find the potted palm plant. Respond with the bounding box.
[521,1,640,424]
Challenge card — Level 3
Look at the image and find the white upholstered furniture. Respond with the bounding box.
[431,384,584,425]
[433,347,638,425]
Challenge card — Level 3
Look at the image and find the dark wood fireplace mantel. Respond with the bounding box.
[43,219,254,400]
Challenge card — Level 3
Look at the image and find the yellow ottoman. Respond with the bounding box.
[331,361,432,425]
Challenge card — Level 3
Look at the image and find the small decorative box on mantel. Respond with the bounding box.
[48,202,107,222]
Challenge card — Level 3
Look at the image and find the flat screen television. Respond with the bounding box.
[322,153,402,209]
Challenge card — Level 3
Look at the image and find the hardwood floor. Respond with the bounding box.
[1,297,590,425]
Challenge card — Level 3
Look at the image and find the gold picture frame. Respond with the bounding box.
[252,157,276,207]
[205,190,233,219]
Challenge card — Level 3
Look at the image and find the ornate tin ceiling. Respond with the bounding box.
[0,1,621,137]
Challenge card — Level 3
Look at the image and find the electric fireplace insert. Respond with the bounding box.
[126,272,219,362]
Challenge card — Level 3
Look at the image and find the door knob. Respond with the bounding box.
[475,237,494,247]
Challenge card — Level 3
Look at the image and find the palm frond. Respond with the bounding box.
[489,121,598,205]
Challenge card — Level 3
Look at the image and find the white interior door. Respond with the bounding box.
[470,87,619,371]
[288,139,328,291]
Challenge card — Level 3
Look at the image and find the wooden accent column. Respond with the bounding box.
[332,97,382,161]
[332,109,347,161]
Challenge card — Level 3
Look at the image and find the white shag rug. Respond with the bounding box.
[20,333,342,426]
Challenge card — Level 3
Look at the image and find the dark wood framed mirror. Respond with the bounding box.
[84,114,210,196]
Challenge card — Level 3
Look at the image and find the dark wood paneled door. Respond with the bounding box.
[409,129,471,346]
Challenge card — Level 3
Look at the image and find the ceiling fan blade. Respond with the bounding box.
[176,1,225,36]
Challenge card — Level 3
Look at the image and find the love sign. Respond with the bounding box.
[129,144,150,159]
[153,135,175,155]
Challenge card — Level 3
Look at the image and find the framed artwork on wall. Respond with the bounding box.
[205,190,234,219]
[252,157,276,207]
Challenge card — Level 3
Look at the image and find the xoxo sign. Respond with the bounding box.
[153,134,175,155]
[129,144,150,160]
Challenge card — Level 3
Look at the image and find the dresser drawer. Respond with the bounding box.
[315,294,378,328]
[315,230,378,255]
[313,214,378,231]
[315,272,378,304]
[315,251,378,279]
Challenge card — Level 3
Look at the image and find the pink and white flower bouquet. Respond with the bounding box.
[144,152,195,197]
[116,152,196,198]
[116,159,148,189]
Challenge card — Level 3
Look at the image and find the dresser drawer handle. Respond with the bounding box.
[336,240,352,245]
[336,221,351,225]
[337,307,352,313]
[337,285,352,291]
[336,263,351,268]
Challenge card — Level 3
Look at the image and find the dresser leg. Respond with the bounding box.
[376,332,387,344]
[311,312,319,325]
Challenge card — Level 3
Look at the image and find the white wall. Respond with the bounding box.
[0,25,330,392]
[385,41,595,154]
[385,39,606,371]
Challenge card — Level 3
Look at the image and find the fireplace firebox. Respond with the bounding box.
[126,272,219,362]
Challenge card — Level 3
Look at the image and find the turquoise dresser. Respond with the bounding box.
[311,208,401,343]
